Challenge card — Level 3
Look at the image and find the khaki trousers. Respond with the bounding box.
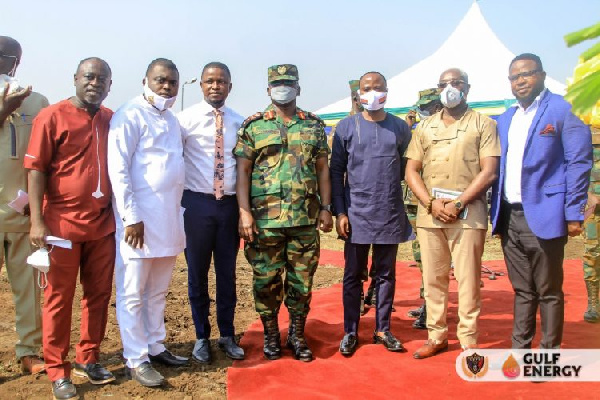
[418,227,486,345]
[0,231,42,359]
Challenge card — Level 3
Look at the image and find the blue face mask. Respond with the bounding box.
[270,85,297,104]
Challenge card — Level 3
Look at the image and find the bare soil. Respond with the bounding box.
[0,231,583,399]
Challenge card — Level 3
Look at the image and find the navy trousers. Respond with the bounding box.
[182,190,239,339]
[343,242,398,334]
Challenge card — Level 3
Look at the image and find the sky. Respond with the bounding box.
[3,0,600,117]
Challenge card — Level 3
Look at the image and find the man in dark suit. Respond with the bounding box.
[490,53,592,349]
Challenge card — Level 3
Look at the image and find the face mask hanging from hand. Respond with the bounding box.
[359,90,387,111]
[440,85,464,109]
[143,80,177,111]
[270,85,298,104]
[27,247,51,289]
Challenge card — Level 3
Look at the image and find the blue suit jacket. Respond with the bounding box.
[490,90,592,239]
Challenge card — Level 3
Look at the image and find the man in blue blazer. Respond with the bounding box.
[490,53,592,349]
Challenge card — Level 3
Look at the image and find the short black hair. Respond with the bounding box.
[76,57,112,75]
[359,71,387,85]
[510,53,544,71]
[146,58,178,76]
[201,61,231,80]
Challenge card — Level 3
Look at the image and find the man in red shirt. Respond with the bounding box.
[25,57,115,400]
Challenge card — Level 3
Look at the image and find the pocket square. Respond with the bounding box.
[540,124,556,135]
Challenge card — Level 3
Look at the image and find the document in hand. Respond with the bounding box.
[7,190,29,214]
[431,188,468,220]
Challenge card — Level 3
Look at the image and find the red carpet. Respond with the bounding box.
[228,254,600,400]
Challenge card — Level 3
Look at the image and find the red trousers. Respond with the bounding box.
[42,233,115,381]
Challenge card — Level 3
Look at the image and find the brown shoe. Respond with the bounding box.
[20,355,45,375]
[413,340,448,359]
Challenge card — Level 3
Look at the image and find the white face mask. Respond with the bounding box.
[359,90,387,111]
[440,85,464,109]
[27,247,50,288]
[0,74,21,95]
[143,80,177,111]
[270,85,298,104]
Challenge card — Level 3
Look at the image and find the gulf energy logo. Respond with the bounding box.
[456,349,600,382]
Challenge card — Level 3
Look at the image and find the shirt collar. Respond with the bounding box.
[427,107,473,131]
[199,99,227,116]
[514,88,547,112]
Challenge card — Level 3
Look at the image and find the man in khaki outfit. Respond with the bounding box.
[405,68,500,359]
[0,36,47,374]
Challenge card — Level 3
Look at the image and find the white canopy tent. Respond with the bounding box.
[316,2,565,121]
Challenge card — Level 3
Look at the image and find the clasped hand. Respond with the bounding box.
[431,198,458,224]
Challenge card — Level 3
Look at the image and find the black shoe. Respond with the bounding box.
[339,333,358,356]
[149,349,189,367]
[52,378,78,400]
[412,306,427,330]
[364,284,375,306]
[261,315,282,360]
[287,315,313,362]
[373,331,406,352]
[407,304,425,319]
[72,362,115,385]
[192,339,212,364]
[127,361,164,387]
[218,336,245,360]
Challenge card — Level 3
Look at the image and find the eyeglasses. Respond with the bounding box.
[0,53,18,63]
[508,70,541,82]
[437,80,465,89]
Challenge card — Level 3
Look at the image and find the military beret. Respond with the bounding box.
[414,88,441,108]
[348,80,360,93]
[268,64,299,83]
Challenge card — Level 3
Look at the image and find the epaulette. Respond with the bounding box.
[240,112,264,129]
[306,111,326,128]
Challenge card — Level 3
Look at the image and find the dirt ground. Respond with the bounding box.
[0,230,584,399]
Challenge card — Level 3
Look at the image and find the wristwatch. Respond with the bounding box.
[454,199,463,211]
[320,204,333,214]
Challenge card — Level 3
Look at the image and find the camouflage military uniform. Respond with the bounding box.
[234,101,329,318]
[582,126,600,322]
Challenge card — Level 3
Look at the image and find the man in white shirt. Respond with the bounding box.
[177,62,244,363]
[108,58,189,388]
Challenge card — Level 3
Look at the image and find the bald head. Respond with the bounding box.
[0,36,22,76]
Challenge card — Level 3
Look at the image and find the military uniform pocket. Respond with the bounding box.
[255,132,283,168]
[252,181,282,220]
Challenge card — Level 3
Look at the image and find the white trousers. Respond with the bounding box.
[115,252,176,368]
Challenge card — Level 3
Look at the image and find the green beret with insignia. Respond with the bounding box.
[414,88,441,108]
[268,64,299,84]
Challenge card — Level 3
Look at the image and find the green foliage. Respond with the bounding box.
[564,22,600,116]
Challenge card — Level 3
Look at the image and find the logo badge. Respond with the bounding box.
[502,354,521,379]
[461,352,488,379]
[277,65,287,75]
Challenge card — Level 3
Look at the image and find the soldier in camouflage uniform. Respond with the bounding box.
[583,125,600,323]
[403,88,442,330]
[234,64,333,362]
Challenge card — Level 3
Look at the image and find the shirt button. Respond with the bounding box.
[446,175,450,179]
[432,158,436,161]
[432,174,436,178]
[445,157,449,161]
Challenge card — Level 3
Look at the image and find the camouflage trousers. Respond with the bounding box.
[406,205,424,298]
[244,225,319,318]
[583,208,600,282]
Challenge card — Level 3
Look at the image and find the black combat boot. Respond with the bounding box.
[364,280,376,306]
[584,280,600,323]
[286,314,313,362]
[412,302,427,330]
[260,315,281,360]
